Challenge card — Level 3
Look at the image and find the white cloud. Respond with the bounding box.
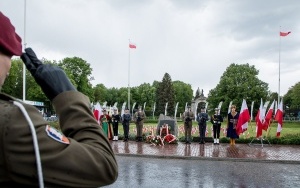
[1,0,300,98]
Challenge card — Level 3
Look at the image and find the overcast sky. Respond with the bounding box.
[2,0,300,97]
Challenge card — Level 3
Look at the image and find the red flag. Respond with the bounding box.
[255,99,264,137]
[263,100,275,131]
[275,100,283,137]
[236,99,250,135]
[280,31,291,37]
[129,43,136,49]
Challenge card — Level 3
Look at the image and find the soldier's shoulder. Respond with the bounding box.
[0,93,15,101]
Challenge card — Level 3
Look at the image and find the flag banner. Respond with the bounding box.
[143,102,146,112]
[205,102,208,113]
[280,31,291,37]
[129,43,136,48]
[174,102,179,118]
[121,102,126,117]
[228,101,233,114]
[218,101,223,115]
[263,100,275,130]
[236,99,250,135]
[250,101,254,121]
[165,102,168,116]
[255,99,264,137]
[275,99,283,137]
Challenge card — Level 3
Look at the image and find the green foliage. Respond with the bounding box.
[284,82,300,115]
[59,57,94,101]
[155,73,175,116]
[207,63,269,116]
[173,81,193,115]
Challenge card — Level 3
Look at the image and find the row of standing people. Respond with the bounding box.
[97,106,146,142]
[182,105,239,145]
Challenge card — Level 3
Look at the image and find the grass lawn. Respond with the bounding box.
[118,121,300,139]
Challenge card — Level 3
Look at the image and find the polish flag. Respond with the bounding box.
[93,102,102,124]
[275,99,283,137]
[280,31,291,36]
[236,99,250,135]
[263,100,275,131]
[255,99,264,137]
[129,43,136,49]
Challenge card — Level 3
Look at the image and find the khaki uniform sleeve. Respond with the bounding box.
[1,91,118,187]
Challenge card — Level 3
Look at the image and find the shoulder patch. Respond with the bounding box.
[45,125,70,144]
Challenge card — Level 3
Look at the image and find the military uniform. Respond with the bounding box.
[133,109,146,142]
[211,109,224,145]
[182,108,194,144]
[122,110,131,142]
[196,110,209,144]
[0,91,118,187]
[111,111,121,141]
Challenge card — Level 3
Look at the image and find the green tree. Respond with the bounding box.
[207,63,268,116]
[93,83,108,103]
[2,59,23,98]
[59,57,94,101]
[155,73,175,116]
[173,81,193,114]
[284,82,300,110]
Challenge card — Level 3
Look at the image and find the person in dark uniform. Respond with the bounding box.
[211,108,223,145]
[196,107,209,144]
[122,108,131,142]
[182,105,194,144]
[227,105,240,145]
[111,108,121,141]
[0,12,117,187]
[133,106,146,142]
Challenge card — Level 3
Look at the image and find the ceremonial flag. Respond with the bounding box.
[255,99,264,137]
[129,43,136,49]
[93,102,102,124]
[280,31,291,37]
[236,99,250,135]
[228,101,233,114]
[263,100,275,130]
[275,99,283,137]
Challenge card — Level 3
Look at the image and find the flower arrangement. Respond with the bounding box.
[163,134,178,144]
[145,135,164,146]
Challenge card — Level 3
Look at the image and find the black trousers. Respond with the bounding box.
[198,124,206,141]
[123,122,130,138]
[213,124,221,138]
[112,122,119,136]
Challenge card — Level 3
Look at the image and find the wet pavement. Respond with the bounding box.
[110,140,300,163]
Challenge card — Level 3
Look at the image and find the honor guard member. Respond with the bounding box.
[111,107,121,141]
[211,108,224,145]
[196,107,209,144]
[182,105,194,144]
[133,106,146,142]
[0,12,117,187]
[122,109,131,142]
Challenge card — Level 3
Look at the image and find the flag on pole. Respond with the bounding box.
[275,99,283,137]
[255,99,264,137]
[129,43,136,49]
[263,100,275,130]
[236,99,250,135]
[227,101,233,114]
[93,102,102,124]
[280,31,291,37]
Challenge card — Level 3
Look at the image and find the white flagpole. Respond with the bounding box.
[23,0,27,101]
[128,39,131,111]
[278,26,281,104]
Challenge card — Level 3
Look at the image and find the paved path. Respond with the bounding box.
[110,141,300,163]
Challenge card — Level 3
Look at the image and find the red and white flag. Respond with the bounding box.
[263,100,275,131]
[275,99,283,137]
[236,99,250,135]
[93,102,102,124]
[280,31,291,37]
[129,43,136,49]
[255,99,264,137]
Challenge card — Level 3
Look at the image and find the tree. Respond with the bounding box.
[173,81,193,114]
[59,57,94,101]
[93,83,108,103]
[207,63,269,116]
[284,82,300,113]
[155,73,175,116]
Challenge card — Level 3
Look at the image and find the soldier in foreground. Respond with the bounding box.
[0,11,117,187]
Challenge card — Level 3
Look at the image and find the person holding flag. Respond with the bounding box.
[227,105,239,145]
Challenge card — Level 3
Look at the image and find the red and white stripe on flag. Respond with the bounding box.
[255,99,264,137]
[275,100,283,137]
[236,99,250,135]
[129,43,136,49]
[280,31,291,37]
[263,100,275,131]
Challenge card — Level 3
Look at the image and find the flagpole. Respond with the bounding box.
[278,26,281,104]
[23,0,27,101]
[128,39,131,111]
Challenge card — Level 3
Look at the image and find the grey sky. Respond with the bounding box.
[1,0,299,97]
